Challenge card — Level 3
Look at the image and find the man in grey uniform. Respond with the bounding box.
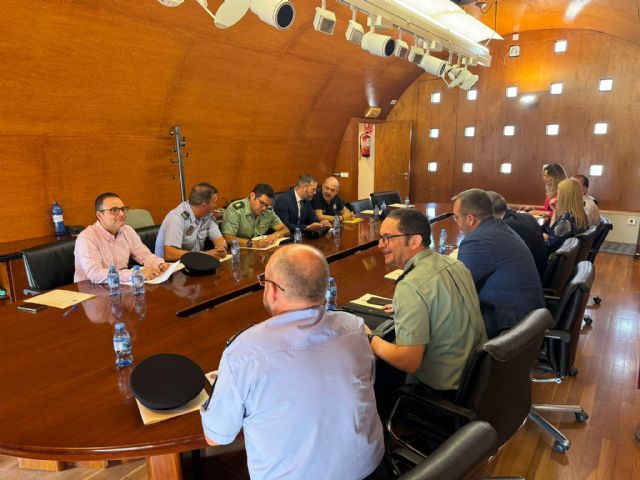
[221,184,289,248]
[155,183,227,261]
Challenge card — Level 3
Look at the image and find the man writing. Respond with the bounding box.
[221,183,289,248]
[366,208,486,398]
[200,244,385,479]
[74,192,168,283]
[273,174,331,232]
[312,176,355,223]
[155,183,227,261]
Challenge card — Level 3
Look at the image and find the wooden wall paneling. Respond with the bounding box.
[372,122,412,197]
[333,119,359,202]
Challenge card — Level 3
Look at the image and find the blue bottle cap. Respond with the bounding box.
[115,322,125,329]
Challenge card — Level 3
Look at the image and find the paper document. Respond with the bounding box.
[389,203,415,208]
[349,293,392,310]
[384,269,404,281]
[241,236,290,250]
[360,209,374,215]
[219,254,232,263]
[144,261,185,284]
[343,217,363,224]
[25,290,95,309]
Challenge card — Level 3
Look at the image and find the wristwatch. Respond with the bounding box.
[367,333,376,344]
[246,239,253,247]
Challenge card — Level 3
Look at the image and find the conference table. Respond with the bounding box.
[0,205,456,479]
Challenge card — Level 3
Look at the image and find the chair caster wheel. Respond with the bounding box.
[569,367,578,377]
[576,411,589,423]
[553,441,569,454]
[593,296,602,305]
[584,316,593,326]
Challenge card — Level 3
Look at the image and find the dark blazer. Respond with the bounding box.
[273,188,320,233]
[502,209,548,280]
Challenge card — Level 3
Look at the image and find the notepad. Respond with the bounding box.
[144,261,185,284]
[241,236,290,250]
[389,203,415,208]
[25,290,95,309]
[343,217,363,224]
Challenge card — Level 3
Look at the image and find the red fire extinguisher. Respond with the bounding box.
[360,131,371,158]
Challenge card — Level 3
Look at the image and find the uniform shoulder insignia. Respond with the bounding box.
[181,211,190,220]
[233,201,244,209]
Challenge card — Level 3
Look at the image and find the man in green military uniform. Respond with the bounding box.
[222,184,290,248]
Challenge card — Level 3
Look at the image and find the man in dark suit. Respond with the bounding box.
[274,174,332,233]
[486,191,548,280]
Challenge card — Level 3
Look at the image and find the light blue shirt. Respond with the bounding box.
[155,201,222,258]
[200,308,384,480]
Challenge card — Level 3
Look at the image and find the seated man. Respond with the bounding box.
[273,174,331,233]
[74,192,167,283]
[200,244,385,480]
[486,191,548,280]
[221,183,290,248]
[366,208,487,398]
[452,189,545,338]
[312,176,355,223]
[571,174,601,227]
[155,182,227,261]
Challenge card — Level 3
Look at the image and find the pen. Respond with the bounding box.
[63,304,78,317]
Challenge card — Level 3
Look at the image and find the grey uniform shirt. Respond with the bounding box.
[155,201,222,257]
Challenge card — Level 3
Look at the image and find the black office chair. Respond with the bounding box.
[528,261,594,453]
[22,238,77,294]
[587,215,612,307]
[386,308,552,461]
[371,191,402,208]
[347,198,373,214]
[574,225,598,264]
[541,237,579,297]
[391,421,498,480]
[136,225,160,254]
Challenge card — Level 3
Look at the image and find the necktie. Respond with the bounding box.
[298,200,303,222]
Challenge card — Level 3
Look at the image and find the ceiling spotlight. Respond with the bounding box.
[394,30,409,59]
[419,54,449,78]
[361,29,396,58]
[313,1,336,35]
[446,65,479,90]
[407,46,425,64]
[345,10,364,45]
[249,0,295,30]
[211,0,250,29]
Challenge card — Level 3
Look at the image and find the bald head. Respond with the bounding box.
[267,244,329,304]
[322,176,340,202]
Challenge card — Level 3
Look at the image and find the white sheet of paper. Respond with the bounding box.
[349,293,392,310]
[389,203,415,208]
[143,261,185,284]
[25,290,95,309]
[241,236,290,250]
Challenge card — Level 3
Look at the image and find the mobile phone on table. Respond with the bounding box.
[17,303,48,313]
[366,296,391,307]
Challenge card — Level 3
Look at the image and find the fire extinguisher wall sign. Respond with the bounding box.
[360,123,373,158]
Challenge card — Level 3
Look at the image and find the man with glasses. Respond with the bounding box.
[221,184,290,248]
[312,176,355,223]
[452,189,544,338]
[155,183,227,261]
[74,192,167,283]
[274,174,332,233]
[201,244,385,479]
[366,208,486,399]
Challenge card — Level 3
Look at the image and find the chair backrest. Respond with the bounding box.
[587,215,613,263]
[125,209,155,229]
[547,261,595,375]
[135,225,160,256]
[455,308,553,447]
[542,237,579,296]
[398,421,498,480]
[22,238,77,290]
[370,191,402,208]
[574,225,598,263]
[346,198,373,214]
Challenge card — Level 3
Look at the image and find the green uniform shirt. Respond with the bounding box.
[393,249,487,390]
[221,197,284,239]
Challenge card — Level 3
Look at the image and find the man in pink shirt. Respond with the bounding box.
[74,192,168,283]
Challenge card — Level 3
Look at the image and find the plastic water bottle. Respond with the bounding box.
[404,196,411,208]
[333,215,341,233]
[381,200,387,212]
[51,201,66,236]
[107,265,120,297]
[113,323,133,368]
[439,228,448,254]
[132,265,145,296]
[325,277,337,310]
[231,240,240,263]
[294,228,302,243]
[373,204,380,220]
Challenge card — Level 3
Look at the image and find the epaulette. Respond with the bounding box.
[233,201,244,210]
[181,211,190,220]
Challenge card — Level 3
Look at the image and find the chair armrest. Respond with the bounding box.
[391,384,476,424]
[23,287,46,296]
[545,329,571,344]
[544,294,561,316]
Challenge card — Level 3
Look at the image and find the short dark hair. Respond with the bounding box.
[387,208,431,248]
[188,183,218,206]
[252,183,275,199]
[272,245,329,301]
[95,192,120,211]
[451,189,493,221]
[296,174,317,187]
[571,174,589,189]
[485,191,508,216]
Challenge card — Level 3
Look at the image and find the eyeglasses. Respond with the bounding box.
[256,273,285,292]
[98,206,130,215]
[256,197,271,209]
[378,233,419,246]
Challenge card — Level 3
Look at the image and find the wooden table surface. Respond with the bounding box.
[0,205,455,479]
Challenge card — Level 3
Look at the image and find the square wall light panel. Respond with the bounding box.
[500,163,512,174]
[550,82,563,95]
[503,125,515,136]
[462,163,473,173]
[599,79,613,91]
[546,124,560,135]
[589,165,603,176]
[464,126,475,137]
[555,39,567,53]
[593,122,608,135]
[506,86,518,98]
[429,128,439,138]
[466,89,477,101]
[431,92,441,103]
[427,162,438,172]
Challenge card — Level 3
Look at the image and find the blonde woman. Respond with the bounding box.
[544,179,588,252]
[521,163,567,219]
